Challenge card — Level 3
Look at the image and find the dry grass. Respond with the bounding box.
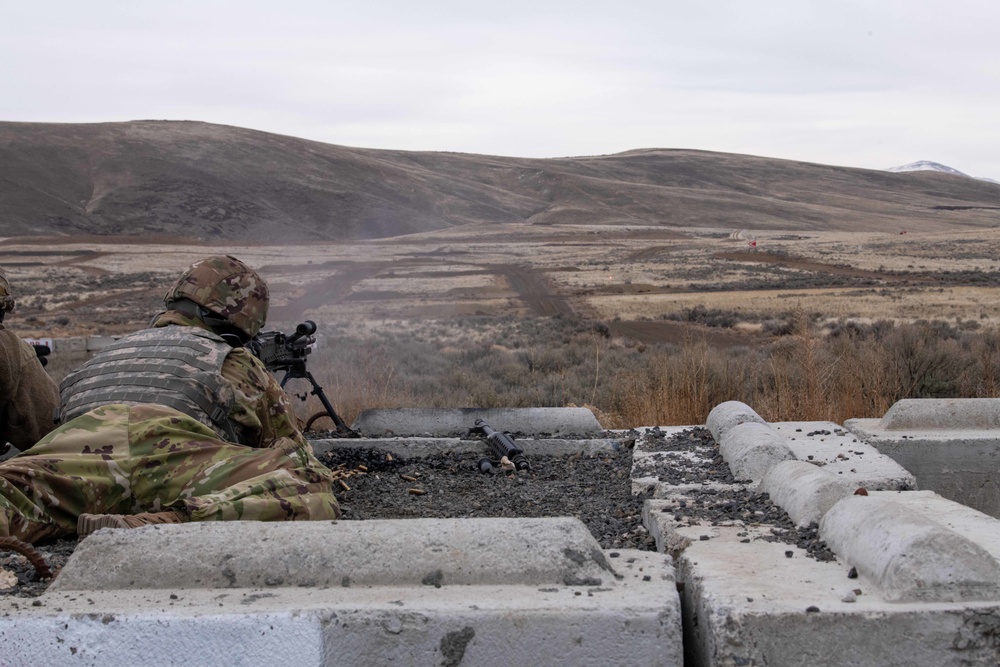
[585,286,1000,327]
[7,224,1000,429]
[278,313,1000,431]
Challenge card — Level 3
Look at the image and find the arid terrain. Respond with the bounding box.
[4,121,1000,428]
[5,223,1000,343]
[4,120,1000,242]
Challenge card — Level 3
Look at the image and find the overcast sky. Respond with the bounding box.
[4,1,999,178]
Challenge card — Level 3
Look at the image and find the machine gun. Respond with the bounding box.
[471,419,530,474]
[250,320,356,436]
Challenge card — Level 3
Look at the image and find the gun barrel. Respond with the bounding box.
[287,320,317,346]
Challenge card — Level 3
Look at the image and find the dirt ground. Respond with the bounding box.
[3,224,1000,348]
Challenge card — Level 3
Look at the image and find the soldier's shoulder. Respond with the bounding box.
[226,346,268,372]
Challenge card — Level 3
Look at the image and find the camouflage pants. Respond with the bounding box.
[0,404,341,543]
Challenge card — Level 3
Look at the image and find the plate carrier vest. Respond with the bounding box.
[59,326,240,442]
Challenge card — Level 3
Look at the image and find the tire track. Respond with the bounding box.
[491,264,575,318]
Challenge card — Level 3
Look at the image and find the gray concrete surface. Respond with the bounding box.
[770,421,916,491]
[875,398,1000,429]
[53,518,616,591]
[847,401,1000,518]
[351,407,604,437]
[1,518,682,667]
[759,460,857,527]
[672,527,1000,667]
[705,400,766,442]
[717,421,796,482]
[821,494,1000,602]
[642,420,1000,666]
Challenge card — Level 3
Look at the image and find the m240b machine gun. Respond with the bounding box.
[250,320,355,436]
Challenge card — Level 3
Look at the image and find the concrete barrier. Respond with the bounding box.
[8,403,1000,666]
[847,399,1000,518]
[673,529,1000,667]
[643,416,1000,666]
[705,400,766,442]
[352,407,604,437]
[758,460,857,527]
[53,518,616,591]
[769,421,916,491]
[820,494,1000,603]
[2,518,683,667]
[877,398,1000,430]
[718,421,796,482]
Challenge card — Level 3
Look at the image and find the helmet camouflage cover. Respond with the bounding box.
[0,265,14,313]
[163,255,269,338]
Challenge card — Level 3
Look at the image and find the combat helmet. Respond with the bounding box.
[0,266,14,320]
[163,255,269,340]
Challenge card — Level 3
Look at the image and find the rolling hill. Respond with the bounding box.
[1,120,999,241]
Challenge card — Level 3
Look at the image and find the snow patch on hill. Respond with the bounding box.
[888,160,968,177]
[888,160,998,184]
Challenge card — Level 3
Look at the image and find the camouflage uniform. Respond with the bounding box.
[57,309,310,450]
[0,267,60,451]
[0,256,341,544]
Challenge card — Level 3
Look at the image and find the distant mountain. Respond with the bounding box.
[2,121,1000,242]
[888,160,999,184]
[887,161,969,177]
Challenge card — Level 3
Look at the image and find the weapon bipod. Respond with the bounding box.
[280,367,357,436]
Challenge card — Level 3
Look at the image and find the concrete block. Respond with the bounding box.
[52,518,616,591]
[646,493,1000,666]
[674,530,1000,667]
[820,495,1000,603]
[846,417,1000,518]
[770,421,916,491]
[758,460,857,527]
[631,422,913,500]
[705,400,765,442]
[351,407,603,437]
[876,490,1000,562]
[1,519,683,667]
[877,398,1000,430]
[640,414,1000,666]
[718,421,795,482]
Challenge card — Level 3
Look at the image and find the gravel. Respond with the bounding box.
[319,443,656,552]
[1,539,76,598]
[637,426,836,562]
[1,426,837,599]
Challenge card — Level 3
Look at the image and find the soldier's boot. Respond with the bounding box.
[77,510,187,537]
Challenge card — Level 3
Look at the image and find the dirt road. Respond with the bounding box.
[491,264,575,317]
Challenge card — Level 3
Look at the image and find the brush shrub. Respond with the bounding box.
[285,314,1000,430]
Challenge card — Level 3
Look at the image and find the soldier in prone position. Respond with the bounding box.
[0,255,341,544]
[0,266,60,452]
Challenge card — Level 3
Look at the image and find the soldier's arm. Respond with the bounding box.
[221,348,308,448]
[0,334,60,451]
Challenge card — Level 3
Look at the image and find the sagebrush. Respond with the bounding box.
[285,313,1000,429]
